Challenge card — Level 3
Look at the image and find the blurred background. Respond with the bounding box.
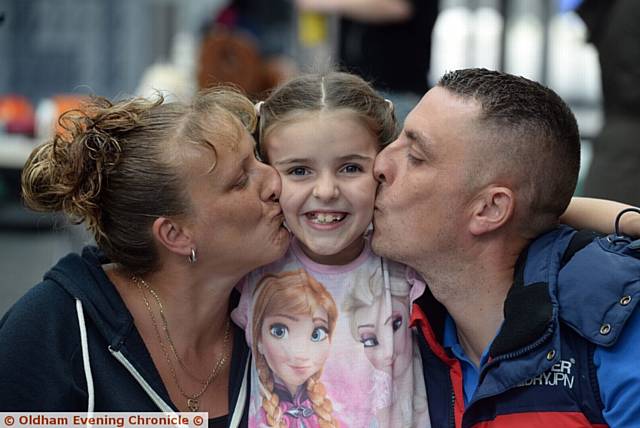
[1,0,637,314]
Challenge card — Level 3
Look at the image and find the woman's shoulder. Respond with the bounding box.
[1,277,78,337]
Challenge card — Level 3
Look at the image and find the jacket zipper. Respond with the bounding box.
[469,322,555,405]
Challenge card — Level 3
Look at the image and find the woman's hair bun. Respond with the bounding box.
[21,95,162,235]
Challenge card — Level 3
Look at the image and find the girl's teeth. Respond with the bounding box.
[310,213,345,224]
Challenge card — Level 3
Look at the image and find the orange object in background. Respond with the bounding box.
[0,95,35,136]
[52,95,87,135]
[35,94,88,140]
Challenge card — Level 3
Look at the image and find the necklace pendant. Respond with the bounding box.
[187,398,199,412]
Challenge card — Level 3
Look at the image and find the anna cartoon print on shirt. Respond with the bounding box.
[251,269,339,428]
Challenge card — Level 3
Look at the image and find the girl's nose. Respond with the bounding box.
[312,174,339,201]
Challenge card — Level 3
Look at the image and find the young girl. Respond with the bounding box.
[231,71,640,427]
[252,269,339,428]
[231,71,429,428]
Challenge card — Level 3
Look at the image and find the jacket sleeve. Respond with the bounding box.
[0,281,86,410]
[594,304,640,427]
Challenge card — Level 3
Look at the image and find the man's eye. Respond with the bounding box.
[360,335,379,348]
[288,167,309,176]
[407,153,423,165]
[269,323,288,339]
[311,326,329,342]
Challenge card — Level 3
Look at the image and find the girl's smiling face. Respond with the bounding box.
[263,110,379,265]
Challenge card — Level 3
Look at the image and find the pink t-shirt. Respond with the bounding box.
[231,237,431,428]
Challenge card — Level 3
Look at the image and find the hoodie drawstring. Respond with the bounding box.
[75,299,95,414]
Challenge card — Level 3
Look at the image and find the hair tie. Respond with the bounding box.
[384,98,395,113]
[254,101,264,117]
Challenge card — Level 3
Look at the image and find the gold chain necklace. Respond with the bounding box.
[132,276,231,412]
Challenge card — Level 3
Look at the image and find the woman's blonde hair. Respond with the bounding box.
[252,269,339,428]
[256,71,398,160]
[21,88,255,275]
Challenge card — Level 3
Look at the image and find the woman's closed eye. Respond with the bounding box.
[233,173,249,189]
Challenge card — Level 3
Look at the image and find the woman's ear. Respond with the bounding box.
[468,186,515,236]
[152,216,193,258]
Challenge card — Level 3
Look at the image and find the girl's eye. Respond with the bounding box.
[288,167,309,176]
[269,323,288,339]
[392,316,403,332]
[341,164,363,174]
[360,335,379,348]
[310,326,329,342]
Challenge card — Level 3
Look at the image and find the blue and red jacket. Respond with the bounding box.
[412,226,640,428]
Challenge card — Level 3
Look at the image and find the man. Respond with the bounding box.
[372,68,640,427]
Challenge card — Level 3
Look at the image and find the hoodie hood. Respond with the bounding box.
[44,246,135,352]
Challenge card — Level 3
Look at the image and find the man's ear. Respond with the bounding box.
[468,186,515,236]
[151,217,193,258]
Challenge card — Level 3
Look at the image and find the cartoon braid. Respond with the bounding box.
[306,372,338,428]
[255,353,286,428]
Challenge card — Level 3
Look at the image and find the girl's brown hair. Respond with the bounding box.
[21,88,256,275]
[252,269,339,428]
[257,71,398,160]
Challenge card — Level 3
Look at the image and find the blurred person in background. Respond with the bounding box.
[198,0,298,98]
[577,0,640,206]
[0,89,289,423]
[296,0,440,122]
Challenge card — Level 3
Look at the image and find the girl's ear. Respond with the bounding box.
[152,216,193,258]
[257,341,264,354]
[468,186,515,236]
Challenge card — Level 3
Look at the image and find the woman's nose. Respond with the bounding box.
[260,162,282,202]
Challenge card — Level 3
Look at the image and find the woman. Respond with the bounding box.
[0,88,289,424]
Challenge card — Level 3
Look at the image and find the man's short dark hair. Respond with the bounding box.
[438,68,580,236]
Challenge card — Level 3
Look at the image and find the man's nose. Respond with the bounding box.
[374,142,398,185]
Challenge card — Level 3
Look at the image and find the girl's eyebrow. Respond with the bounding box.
[272,154,374,166]
[337,154,375,162]
[272,157,311,166]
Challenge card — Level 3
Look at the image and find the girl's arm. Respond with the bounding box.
[561,197,640,237]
